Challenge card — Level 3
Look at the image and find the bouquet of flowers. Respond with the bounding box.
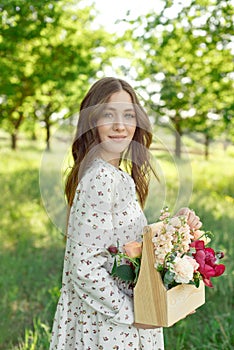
[152,207,225,289]
[108,241,142,285]
[108,207,225,290]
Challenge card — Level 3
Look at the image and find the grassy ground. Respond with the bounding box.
[0,136,233,349]
[0,139,65,349]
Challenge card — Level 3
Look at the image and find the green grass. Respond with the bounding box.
[0,136,233,349]
[0,141,64,350]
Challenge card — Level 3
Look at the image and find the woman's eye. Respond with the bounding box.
[103,112,114,119]
[125,113,135,119]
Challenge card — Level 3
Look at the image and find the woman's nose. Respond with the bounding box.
[113,115,125,131]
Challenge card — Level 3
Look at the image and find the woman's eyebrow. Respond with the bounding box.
[105,106,135,112]
[124,108,135,112]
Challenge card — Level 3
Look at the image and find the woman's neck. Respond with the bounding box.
[98,151,120,168]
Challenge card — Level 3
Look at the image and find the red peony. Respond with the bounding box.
[190,240,225,287]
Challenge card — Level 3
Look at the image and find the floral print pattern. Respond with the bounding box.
[50,158,164,349]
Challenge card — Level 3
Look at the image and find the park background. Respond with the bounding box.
[0,0,233,349]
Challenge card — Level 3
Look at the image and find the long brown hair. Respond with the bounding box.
[65,77,156,208]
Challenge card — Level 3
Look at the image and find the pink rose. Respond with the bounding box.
[123,241,142,258]
[190,240,225,287]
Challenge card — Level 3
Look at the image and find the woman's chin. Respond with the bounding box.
[102,140,131,154]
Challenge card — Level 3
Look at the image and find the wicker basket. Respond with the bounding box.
[134,225,205,327]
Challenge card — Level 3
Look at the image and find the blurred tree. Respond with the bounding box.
[123,0,234,158]
[0,0,113,149]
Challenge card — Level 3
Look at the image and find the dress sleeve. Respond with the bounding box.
[65,165,135,325]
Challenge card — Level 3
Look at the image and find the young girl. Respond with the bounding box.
[50,77,164,349]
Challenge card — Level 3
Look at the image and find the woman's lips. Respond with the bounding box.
[108,136,127,142]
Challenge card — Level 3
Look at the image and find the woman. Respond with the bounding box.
[50,77,164,349]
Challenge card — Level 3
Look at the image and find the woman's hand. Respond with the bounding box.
[176,207,202,231]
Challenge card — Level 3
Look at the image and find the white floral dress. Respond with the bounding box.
[50,158,164,350]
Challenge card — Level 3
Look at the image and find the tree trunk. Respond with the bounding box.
[45,120,51,151]
[10,113,24,150]
[204,134,209,160]
[11,132,17,150]
[31,129,37,141]
[174,116,182,158]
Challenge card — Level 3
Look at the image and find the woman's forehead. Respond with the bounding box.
[108,90,132,104]
[104,102,135,112]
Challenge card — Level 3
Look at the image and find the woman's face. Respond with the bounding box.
[96,90,136,166]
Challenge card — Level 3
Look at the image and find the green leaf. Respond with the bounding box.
[157,264,164,272]
[163,270,175,286]
[194,279,200,288]
[111,258,117,275]
[134,264,141,284]
[192,275,201,288]
[113,264,135,282]
[205,231,214,240]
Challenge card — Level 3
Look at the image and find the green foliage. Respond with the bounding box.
[16,319,51,350]
[123,0,234,157]
[0,0,113,149]
[112,262,135,282]
[110,249,141,284]
[163,270,176,289]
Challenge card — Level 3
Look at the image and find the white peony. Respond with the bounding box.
[173,256,194,284]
